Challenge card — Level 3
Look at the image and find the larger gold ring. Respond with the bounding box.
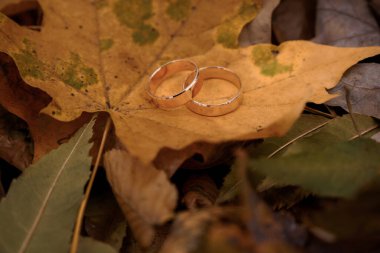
[185,66,243,116]
[147,59,199,109]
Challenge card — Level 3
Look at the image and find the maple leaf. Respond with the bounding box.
[0,0,379,165]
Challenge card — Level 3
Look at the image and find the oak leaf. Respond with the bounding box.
[0,0,379,165]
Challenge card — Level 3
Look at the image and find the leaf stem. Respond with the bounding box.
[304,106,335,119]
[349,124,379,140]
[70,116,112,253]
[267,120,331,158]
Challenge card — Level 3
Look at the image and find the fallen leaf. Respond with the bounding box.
[104,149,177,248]
[0,53,92,161]
[0,118,95,253]
[326,63,380,119]
[0,1,379,166]
[218,114,377,202]
[277,114,378,156]
[0,104,32,170]
[313,0,380,46]
[250,138,380,198]
[78,237,117,253]
[239,0,280,46]
[154,141,240,177]
[217,114,330,203]
[313,0,380,119]
[272,0,316,43]
[248,114,331,158]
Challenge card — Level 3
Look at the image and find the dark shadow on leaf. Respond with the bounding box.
[1,0,43,31]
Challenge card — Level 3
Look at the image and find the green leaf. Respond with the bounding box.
[249,114,376,158]
[219,114,378,202]
[0,119,95,253]
[78,237,117,253]
[250,138,380,198]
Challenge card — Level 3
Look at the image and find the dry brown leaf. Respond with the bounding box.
[104,149,177,248]
[0,0,379,167]
[0,54,92,161]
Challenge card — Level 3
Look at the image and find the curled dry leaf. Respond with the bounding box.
[182,174,219,209]
[0,0,379,168]
[104,150,177,248]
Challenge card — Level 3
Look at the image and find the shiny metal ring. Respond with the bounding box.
[147,59,199,109]
[185,66,242,116]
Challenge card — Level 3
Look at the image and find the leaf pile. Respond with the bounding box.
[0,0,379,253]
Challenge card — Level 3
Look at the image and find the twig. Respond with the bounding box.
[349,124,379,140]
[304,106,335,119]
[324,104,337,117]
[267,120,331,158]
[70,116,112,253]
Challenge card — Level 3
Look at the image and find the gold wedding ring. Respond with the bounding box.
[185,66,243,117]
[147,59,199,109]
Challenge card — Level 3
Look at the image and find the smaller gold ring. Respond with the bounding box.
[185,66,242,116]
[147,59,199,109]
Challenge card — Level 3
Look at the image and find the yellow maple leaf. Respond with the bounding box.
[0,0,378,165]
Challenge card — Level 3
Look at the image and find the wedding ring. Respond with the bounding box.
[185,66,242,116]
[147,59,199,109]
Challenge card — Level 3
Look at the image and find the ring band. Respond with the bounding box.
[185,66,243,116]
[147,59,199,109]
